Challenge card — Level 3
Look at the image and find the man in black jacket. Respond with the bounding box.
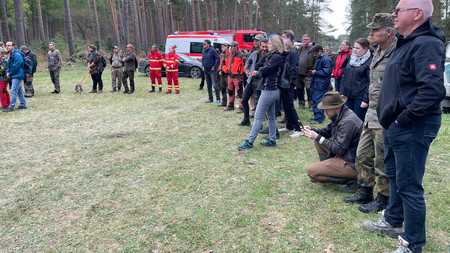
[363,1,446,252]
[20,46,37,97]
[303,91,362,191]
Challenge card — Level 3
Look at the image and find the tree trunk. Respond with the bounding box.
[154,0,165,44]
[0,0,9,41]
[92,0,102,48]
[196,0,202,30]
[170,1,175,33]
[233,0,237,31]
[130,0,140,50]
[63,0,75,55]
[123,0,130,44]
[87,0,97,41]
[213,1,218,30]
[108,0,121,46]
[222,0,227,30]
[36,0,46,40]
[101,0,110,39]
[192,0,197,30]
[14,0,26,46]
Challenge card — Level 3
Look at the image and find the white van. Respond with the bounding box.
[165,34,227,61]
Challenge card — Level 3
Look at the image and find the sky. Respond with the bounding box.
[323,0,350,38]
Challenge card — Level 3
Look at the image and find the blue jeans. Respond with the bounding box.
[205,69,219,101]
[311,88,327,122]
[346,99,367,122]
[383,115,441,252]
[8,78,26,109]
[248,89,279,143]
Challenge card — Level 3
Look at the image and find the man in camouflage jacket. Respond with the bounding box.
[344,13,396,213]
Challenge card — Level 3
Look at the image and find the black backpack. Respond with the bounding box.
[279,54,292,89]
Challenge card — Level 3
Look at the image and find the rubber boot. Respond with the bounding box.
[344,186,374,204]
[149,86,156,92]
[326,177,359,193]
[158,87,162,93]
[358,193,388,213]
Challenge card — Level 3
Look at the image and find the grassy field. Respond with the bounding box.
[0,66,449,252]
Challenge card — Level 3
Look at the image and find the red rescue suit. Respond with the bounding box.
[149,50,163,88]
[164,52,180,93]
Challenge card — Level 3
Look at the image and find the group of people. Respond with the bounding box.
[201,0,445,252]
[0,0,446,252]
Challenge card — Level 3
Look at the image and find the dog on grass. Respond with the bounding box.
[75,84,83,94]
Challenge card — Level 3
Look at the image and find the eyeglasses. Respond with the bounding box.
[393,8,419,15]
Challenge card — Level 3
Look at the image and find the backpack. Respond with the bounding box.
[22,54,33,75]
[279,55,292,89]
[101,55,107,67]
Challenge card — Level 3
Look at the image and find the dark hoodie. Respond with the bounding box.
[377,18,446,129]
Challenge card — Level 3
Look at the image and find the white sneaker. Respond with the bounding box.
[391,235,412,253]
[290,131,304,138]
[278,127,292,133]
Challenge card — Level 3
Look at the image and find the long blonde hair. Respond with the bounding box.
[270,35,285,54]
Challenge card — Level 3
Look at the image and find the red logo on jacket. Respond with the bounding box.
[430,64,436,70]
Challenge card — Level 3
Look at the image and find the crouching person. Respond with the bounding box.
[302,91,362,192]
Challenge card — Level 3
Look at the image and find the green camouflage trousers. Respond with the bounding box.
[355,127,389,196]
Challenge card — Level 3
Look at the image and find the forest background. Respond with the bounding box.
[2,0,450,62]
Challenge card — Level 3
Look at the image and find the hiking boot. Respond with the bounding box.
[223,107,234,111]
[51,90,59,94]
[359,193,389,213]
[158,88,162,93]
[166,91,172,94]
[344,186,374,204]
[263,131,280,140]
[260,140,276,147]
[238,140,253,150]
[24,93,33,97]
[2,107,15,112]
[89,90,97,93]
[127,90,134,94]
[123,89,129,93]
[17,106,27,110]
[290,131,304,138]
[391,236,412,253]
[149,86,156,92]
[238,120,250,126]
[98,90,103,93]
[363,210,404,238]
[260,127,269,134]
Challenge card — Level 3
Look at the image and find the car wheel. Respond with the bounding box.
[189,67,201,78]
[145,66,150,77]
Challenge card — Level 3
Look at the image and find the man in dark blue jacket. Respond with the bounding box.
[309,45,333,124]
[2,42,26,112]
[363,0,446,252]
[202,39,220,103]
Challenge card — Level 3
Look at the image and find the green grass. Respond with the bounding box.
[0,66,449,252]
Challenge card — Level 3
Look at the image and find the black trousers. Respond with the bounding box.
[122,70,135,91]
[91,72,103,91]
[280,84,301,131]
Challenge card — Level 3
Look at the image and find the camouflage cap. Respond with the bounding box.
[367,13,394,29]
[230,41,239,47]
[254,34,265,41]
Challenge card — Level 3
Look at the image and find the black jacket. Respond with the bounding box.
[340,55,372,102]
[377,18,446,128]
[256,52,284,91]
[283,49,299,84]
[313,105,362,169]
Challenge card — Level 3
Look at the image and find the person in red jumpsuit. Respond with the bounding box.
[148,44,163,93]
[163,46,180,94]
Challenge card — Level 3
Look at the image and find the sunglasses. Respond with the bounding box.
[392,8,419,15]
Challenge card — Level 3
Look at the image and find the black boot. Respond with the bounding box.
[358,193,388,213]
[149,86,156,92]
[238,119,250,126]
[326,177,360,193]
[123,85,129,93]
[344,186,374,204]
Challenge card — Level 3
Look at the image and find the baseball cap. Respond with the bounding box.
[367,13,394,29]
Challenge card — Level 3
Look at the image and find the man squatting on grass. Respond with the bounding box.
[302,91,362,192]
[363,0,446,252]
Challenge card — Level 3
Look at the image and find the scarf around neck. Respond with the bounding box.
[349,50,371,67]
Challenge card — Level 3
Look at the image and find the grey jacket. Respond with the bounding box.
[47,49,62,71]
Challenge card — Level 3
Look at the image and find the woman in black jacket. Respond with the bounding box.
[238,35,285,150]
[340,38,372,121]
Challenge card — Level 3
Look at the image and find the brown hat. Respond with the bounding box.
[318,91,347,109]
[367,13,394,29]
